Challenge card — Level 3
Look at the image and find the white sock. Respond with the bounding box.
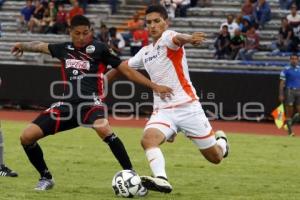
[216,138,227,156]
[145,147,167,179]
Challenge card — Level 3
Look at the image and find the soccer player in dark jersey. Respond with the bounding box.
[11,15,172,191]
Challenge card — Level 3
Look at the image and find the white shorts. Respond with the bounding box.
[144,101,216,149]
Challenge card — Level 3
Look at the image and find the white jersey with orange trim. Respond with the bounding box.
[128,30,199,110]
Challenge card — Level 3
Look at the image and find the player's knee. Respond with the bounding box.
[93,119,112,138]
[20,130,35,145]
[205,153,223,164]
[20,124,43,145]
[141,131,164,149]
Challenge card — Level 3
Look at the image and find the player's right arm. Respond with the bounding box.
[279,70,286,102]
[279,79,285,102]
[11,41,50,57]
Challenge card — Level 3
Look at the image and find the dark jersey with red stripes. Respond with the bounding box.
[48,41,121,103]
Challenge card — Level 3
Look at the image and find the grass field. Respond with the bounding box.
[0,120,299,200]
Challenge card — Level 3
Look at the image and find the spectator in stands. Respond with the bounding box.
[214,25,231,59]
[41,1,57,33]
[161,0,177,19]
[28,0,46,33]
[279,0,293,10]
[175,0,190,17]
[17,0,35,33]
[109,0,118,14]
[230,28,245,59]
[97,24,109,44]
[51,3,68,34]
[271,17,293,54]
[287,3,300,52]
[237,25,259,60]
[235,14,244,30]
[220,14,239,38]
[252,0,271,29]
[124,12,144,46]
[79,0,88,13]
[241,0,253,18]
[67,0,84,26]
[130,23,149,56]
[241,17,251,34]
[108,27,125,56]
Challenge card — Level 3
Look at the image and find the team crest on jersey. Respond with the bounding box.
[66,59,90,70]
[86,45,95,54]
[67,45,74,50]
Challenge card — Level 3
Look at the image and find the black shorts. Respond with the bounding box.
[33,102,106,136]
[285,88,300,106]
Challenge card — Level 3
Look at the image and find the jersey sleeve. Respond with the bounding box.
[162,30,180,50]
[101,45,122,68]
[128,47,144,69]
[48,43,67,60]
[280,69,287,80]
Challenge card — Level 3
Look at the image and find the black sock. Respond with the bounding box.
[104,133,132,170]
[22,143,52,179]
[286,119,293,135]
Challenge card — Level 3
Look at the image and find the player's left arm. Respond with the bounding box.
[172,32,206,47]
[116,61,173,97]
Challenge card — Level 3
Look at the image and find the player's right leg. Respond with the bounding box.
[21,103,77,190]
[20,123,55,190]
[140,112,176,193]
[285,105,295,136]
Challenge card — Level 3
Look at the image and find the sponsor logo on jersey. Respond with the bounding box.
[86,45,95,54]
[144,54,158,64]
[66,59,90,70]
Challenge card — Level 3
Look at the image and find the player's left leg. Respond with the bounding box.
[178,101,229,164]
[81,105,133,170]
[0,126,18,177]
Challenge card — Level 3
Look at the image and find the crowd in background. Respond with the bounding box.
[6,0,300,60]
[214,0,271,60]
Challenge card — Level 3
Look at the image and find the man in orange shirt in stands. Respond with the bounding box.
[67,0,84,25]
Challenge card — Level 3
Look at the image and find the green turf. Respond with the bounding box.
[0,120,299,200]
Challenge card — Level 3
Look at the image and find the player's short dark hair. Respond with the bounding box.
[70,15,91,28]
[145,5,168,20]
[290,53,298,58]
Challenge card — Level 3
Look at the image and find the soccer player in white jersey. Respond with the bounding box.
[108,5,229,193]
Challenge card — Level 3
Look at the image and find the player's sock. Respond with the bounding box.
[145,147,167,179]
[22,142,52,179]
[216,138,227,157]
[104,133,133,170]
[286,119,293,135]
[0,130,4,165]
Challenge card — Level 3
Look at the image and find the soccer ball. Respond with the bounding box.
[112,170,147,198]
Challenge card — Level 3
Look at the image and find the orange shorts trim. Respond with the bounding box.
[187,130,215,140]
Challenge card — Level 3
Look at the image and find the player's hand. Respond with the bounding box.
[11,43,24,57]
[279,95,284,102]
[153,85,173,100]
[190,32,206,46]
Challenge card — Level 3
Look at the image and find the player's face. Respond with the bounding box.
[290,55,299,66]
[145,12,168,41]
[70,25,92,48]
